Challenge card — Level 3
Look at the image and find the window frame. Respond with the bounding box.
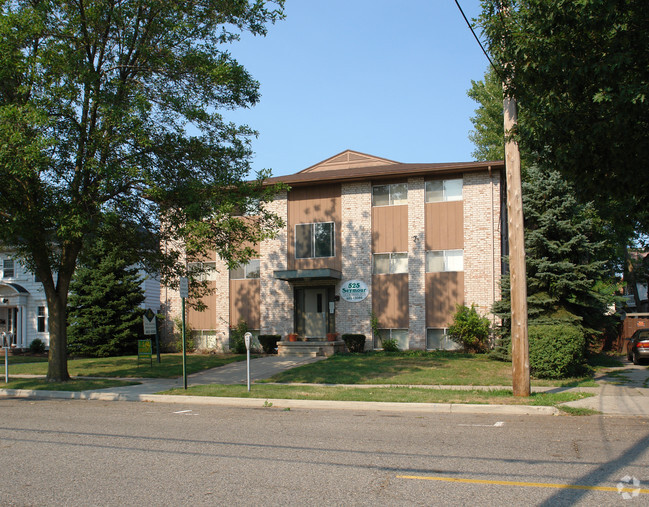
[230,258,261,280]
[37,306,47,333]
[425,178,463,203]
[372,252,408,274]
[425,249,464,273]
[2,258,15,279]
[372,183,408,207]
[374,328,409,349]
[294,222,335,259]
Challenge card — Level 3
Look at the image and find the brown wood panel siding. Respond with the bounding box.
[425,201,463,250]
[287,184,341,271]
[188,282,216,330]
[372,205,408,252]
[229,279,260,329]
[425,272,464,327]
[372,274,409,328]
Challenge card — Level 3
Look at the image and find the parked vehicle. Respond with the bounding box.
[626,330,649,365]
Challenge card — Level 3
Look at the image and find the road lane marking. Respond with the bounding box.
[458,421,504,427]
[396,476,649,494]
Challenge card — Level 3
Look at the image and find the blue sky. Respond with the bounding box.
[224,0,489,177]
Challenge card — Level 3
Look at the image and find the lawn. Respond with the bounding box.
[0,353,247,378]
[162,383,594,409]
[261,351,598,387]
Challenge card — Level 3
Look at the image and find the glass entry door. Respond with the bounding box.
[295,287,331,339]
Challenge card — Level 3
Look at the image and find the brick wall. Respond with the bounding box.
[463,171,502,319]
[338,182,373,346]
[260,190,292,337]
[408,177,426,349]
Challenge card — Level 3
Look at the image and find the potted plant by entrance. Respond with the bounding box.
[326,332,339,342]
[287,333,299,342]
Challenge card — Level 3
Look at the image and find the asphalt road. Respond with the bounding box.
[1,399,648,506]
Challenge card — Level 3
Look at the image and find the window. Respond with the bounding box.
[425,178,463,202]
[426,250,463,272]
[374,328,409,349]
[187,261,218,281]
[373,252,408,274]
[230,259,260,280]
[426,328,459,350]
[37,306,47,333]
[372,183,408,206]
[2,259,14,278]
[295,222,334,259]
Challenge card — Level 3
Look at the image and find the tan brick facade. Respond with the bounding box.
[407,177,426,349]
[338,182,373,345]
[463,171,502,319]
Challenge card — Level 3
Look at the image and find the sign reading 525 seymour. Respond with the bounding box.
[340,280,369,302]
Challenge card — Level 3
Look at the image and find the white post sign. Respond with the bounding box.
[244,332,252,392]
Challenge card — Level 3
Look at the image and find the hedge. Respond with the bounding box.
[528,324,587,379]
[258,335,281,354]
[341,334,366,353]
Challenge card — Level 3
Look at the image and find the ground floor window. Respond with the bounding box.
[227,328,260,351]
[37,306,47,333]
[374,328,409,350]
[426,328,458,350]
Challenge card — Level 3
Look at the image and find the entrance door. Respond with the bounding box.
[303,288,327,338]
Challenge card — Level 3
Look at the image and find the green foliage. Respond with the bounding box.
[489,334,511,362]
[28,339,46,354]
[229,321,249,354]
[467,68,505,162]
[528,324,588,379]
[381,338,400,352]
[0,0,286,380]
[67,238,145,357]
[171,317,195,353]
[341,334,366,353]
[447,304,491,353]
[258,334,280,354]
[478,0,649,232]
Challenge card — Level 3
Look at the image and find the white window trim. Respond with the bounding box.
[230,259,260,280]
[294,222,335,259]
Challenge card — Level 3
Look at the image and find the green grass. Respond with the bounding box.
[161,383,594,407]
[0,378,138,391]
[0,353,247,378]
[261,351,596,387]
[2,355,49,365]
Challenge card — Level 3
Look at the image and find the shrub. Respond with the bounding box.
[447,304,491,353]
[381,338,400,352]
[342,334,366,353]
[258,334,280,354]
[529,324,587,379]
[29,338,46,354]
[229,321,249,354]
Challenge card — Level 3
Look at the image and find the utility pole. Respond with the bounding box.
[503,94,530,397]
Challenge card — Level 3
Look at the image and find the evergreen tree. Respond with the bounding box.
[67,238,146,357]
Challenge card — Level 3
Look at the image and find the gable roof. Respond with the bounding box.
[266,150,504,187]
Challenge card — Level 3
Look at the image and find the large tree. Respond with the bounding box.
[0,1,285,381]
[478,0,649,233]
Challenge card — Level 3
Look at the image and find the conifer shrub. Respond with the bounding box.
[528,324,587,379]
[341,334,366,353]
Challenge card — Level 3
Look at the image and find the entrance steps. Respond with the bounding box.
[277,340,345,358]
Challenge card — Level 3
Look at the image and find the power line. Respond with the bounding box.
[453,0,502,80]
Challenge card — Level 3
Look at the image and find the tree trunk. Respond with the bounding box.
[46,289,71,382]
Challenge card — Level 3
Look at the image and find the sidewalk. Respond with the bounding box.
[2,355,648,417]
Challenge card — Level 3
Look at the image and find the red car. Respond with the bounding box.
[627,330,649,365]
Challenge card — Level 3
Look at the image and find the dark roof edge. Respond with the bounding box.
[265,160,504,187]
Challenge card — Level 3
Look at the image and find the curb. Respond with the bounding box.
[0,388,560,416]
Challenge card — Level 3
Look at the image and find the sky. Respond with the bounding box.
[223,0,489,177]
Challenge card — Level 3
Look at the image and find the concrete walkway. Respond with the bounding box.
[2,355,648,417]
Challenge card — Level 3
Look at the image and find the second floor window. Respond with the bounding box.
[372,183,408,206]
[426,249,464,272]
[187,261,218,281]
[295,222,334,259]
[230,259,260,280]
[425,178,463,202]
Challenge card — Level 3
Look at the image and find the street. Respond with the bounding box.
[1,399,648,506]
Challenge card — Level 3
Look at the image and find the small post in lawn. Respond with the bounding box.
[244,332,252,392]
[179,277,189,390]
